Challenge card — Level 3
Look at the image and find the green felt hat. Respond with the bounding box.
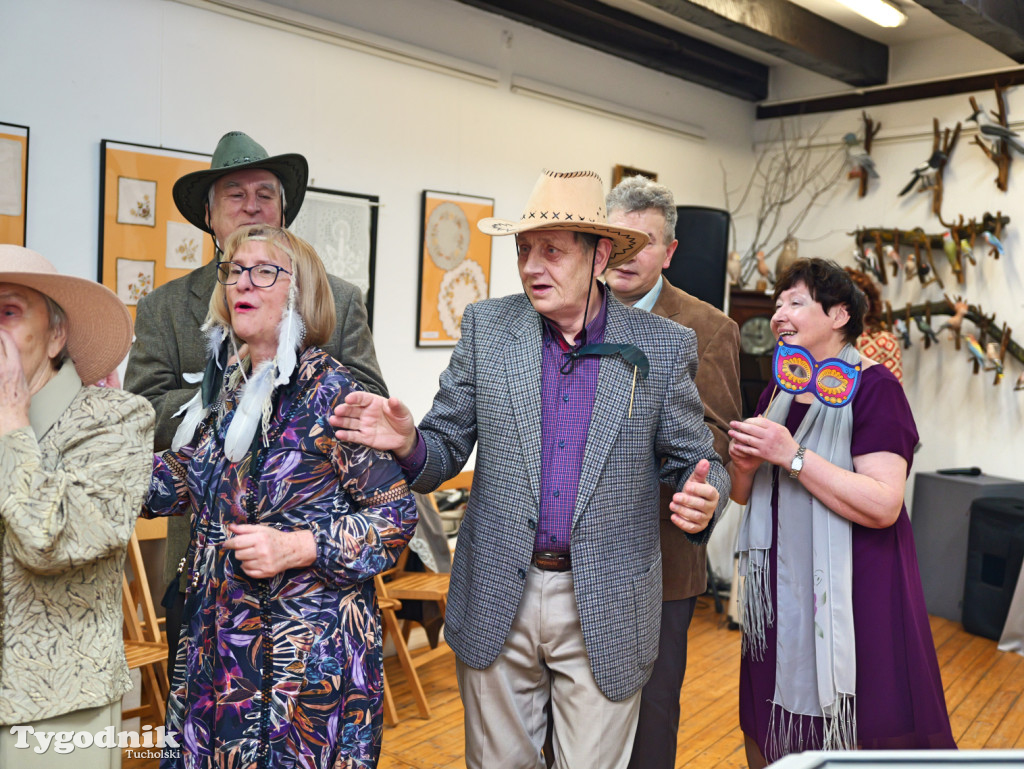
[172,131,308,234]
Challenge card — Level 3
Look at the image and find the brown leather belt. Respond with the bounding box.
[532,551,571,572]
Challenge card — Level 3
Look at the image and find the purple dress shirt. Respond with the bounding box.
[400,289,609,555]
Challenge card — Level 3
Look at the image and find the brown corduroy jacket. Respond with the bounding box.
[651,278,741,601]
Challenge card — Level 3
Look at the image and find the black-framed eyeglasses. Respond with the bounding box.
[216,262,292,287]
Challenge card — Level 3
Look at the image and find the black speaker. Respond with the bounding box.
[665,206,730,311]
[962,497,1024,639]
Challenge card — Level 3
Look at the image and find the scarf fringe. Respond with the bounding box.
[765,696,857,763]
[741,551,773,661]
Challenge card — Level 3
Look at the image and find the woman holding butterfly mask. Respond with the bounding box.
[728,259,955,768]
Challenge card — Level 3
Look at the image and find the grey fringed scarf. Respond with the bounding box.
[736,344,862,760]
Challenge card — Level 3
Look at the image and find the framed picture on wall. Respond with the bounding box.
[289,187,379,329]
[98,140,214,319]
[612,164,658,186]
[0,122,29,246]
[417,190,494,347]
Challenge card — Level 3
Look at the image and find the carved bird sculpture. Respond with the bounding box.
[985,342,1005,382]
[843,133,878,179]
[1015,371,1024,391]
[967,106,1024,155]
[959,238,976,266]
[881,244,901,276]
[965,334,988,371]
[899,150,946,196]
[894,318,912,349]
[727,251,742,286]
[914,315,941,348]
[755,251,774,286]
[983,231,1005,257]
[942,231,960,272]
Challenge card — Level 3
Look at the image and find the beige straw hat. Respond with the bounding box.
[477,170,649,267]
[0,245,132,384]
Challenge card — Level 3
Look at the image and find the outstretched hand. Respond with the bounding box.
[329,391,417,458]
[669,458,719,534]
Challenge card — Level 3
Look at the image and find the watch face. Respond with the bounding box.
[740,316,775,355]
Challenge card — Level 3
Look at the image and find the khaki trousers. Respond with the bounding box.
[1,701,122,769]
[457,565,641,769]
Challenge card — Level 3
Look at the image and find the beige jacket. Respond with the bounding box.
[0,362,154,724]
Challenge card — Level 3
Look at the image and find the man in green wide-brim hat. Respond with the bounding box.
[124,131,388,686]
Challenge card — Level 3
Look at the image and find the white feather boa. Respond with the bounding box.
[171,323,226,451]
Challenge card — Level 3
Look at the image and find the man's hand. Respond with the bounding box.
[221,523,316,579]
[0,330,31,435]
[329,392,417,458]
[669,458,719,534]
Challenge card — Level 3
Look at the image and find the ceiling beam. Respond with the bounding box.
[630,0,889,87]
[914,0,1024,62]
[453,0,769,101]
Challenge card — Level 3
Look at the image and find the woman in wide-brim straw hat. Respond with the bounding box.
[0,245,155,769]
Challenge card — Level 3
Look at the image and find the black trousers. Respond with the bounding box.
[162,581,187,684]
[626,596,698,769]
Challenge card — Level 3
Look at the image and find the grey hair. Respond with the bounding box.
[606,175,677,246]
[572,231,601,253]
[206,175,286,221]
[43,294,70,368]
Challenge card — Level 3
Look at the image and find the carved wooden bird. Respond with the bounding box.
[914,315,941,348]
[899,150,946,196]
[843,133,878,179]
[894,318,912,349]
[755,251,774,285]
[965,334,988,370]
[967,106,1024,155]
[983,231,1005,257]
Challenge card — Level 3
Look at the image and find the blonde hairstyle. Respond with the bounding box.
[209,225,336,347]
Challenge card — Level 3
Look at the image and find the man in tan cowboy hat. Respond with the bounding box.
[124,130,387,684]
[605,176,741,769]
[329,169,729,768]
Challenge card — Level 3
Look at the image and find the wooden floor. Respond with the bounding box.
[125,597,1024,768]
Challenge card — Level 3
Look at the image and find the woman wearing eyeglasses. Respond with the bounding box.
[728,259,955,768]
[143,225,417,769]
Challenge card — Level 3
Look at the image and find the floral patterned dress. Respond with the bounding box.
[144,347,417,769]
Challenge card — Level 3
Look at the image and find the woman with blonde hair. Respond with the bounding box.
[144,225,416,768]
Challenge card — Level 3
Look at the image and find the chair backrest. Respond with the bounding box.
[123,530,162,644]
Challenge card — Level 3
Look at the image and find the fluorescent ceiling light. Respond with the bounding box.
[834,0,907,28]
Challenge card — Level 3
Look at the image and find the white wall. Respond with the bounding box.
[0,0,754,424]
[746,92,1024,498]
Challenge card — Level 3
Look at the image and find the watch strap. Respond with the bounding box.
[789,444,807,479]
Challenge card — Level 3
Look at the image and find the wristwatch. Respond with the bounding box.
[789,445,807,479]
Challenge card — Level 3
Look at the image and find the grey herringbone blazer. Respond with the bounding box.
[410,292,729,701]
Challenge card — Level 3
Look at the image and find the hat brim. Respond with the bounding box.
[172,153,308,235]
[0,272,132,385]
[478,218,649,267]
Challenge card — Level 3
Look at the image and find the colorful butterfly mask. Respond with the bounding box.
[773,339,861,408]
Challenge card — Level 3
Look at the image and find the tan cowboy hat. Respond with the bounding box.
[0,246,132,385]
[478,170,649,267]
[172,131,308,235]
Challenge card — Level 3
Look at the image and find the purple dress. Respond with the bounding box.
[739,364,956,759]
[144,348,418,769]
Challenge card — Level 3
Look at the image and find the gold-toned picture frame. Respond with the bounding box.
[98,140,214,319]
[416,190,494,347]
[0,122,29,246]
[612,164,658,186]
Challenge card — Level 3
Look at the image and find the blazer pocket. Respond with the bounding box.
[630,553,662,672]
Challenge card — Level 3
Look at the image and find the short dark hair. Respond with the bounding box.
[572,231,600,253]
[774,258,866,344]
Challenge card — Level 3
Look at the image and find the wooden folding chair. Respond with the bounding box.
[375,574,432,723]
[122,527,169,723]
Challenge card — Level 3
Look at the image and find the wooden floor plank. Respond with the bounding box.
[122,597,1024,769]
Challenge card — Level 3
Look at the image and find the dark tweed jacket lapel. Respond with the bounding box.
[573,297,634,525]
[189,259,218,329]
[505,309,543,508]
